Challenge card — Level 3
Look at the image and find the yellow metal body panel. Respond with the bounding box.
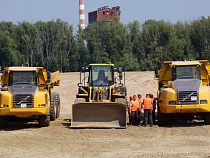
[0,87,50,117]
[160,104,210,113]
[159,85,210,113]
[0,107,49,117]
[0,91,13,108]
[34,89,49,108]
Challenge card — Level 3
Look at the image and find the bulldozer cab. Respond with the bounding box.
[89,65,114,87]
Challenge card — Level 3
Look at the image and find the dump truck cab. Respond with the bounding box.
[156,60,210,125]
[0,67,60,128]
[72,63,127,128]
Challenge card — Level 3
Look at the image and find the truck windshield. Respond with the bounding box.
[172,65,201,81]
[8,71,37,86]
[89,66,114,86]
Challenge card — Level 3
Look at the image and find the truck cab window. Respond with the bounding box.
[172,65,201,81]
[8,71,37,86]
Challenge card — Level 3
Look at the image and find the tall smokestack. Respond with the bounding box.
[79,0,85,29]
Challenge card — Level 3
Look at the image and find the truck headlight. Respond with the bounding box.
[0,104,7,108]
[119,83,123,87]
[200,100,208,104]
[78,83,82,87]
[169,101,176,105]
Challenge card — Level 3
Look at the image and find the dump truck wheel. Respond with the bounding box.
[56,94,60,118]
[115,98,126,105]
[157,107,171,126]
[50,94,56,121]
[0,117,8,128]
[38,115,50,127]
[204,113,210,125]
[74,98,86,103]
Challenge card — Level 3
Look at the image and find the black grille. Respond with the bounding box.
[13,94,34,108]
[177,91,198,105]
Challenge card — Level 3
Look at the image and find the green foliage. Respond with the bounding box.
[0,17,210,71]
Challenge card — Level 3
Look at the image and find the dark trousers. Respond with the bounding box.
[144,109,153,126]
[131,111,138,125]
[137,111,141,125]
[152,109,155,124]
[128,111,131,125]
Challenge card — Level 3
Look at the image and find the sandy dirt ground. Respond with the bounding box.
[1,72,210,158]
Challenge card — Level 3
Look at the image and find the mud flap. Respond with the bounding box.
[71,102,127,128]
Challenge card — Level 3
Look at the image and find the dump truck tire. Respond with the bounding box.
[75,98,86,103]
[0,117,8,128]
[38,115,50,127]
[157,106,171,126]
[50,94,56,121]
[56,93,60,118]
[115,98,126,105]
[204,113,210,125]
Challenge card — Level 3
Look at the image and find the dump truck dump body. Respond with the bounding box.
[71,102,127,128]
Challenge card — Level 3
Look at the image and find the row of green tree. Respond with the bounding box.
[0,16,209,72]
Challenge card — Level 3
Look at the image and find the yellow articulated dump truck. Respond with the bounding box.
[155,60,210,125]
[0,67,60,128]
[72,63,127,128]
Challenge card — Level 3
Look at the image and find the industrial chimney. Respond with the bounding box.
[79,0,85,29]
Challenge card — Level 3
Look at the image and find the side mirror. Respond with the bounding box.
[119,73,122,80]
[81,67,86,73]
[118,67,122,73]
[155,67,159,78]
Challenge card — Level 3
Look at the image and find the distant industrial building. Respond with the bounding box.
[88,6,120,23]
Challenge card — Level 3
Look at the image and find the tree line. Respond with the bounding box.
[0,16,209,72]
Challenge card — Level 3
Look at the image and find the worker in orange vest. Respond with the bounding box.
[127,96,133,125]
[136,94,142,125]
[130,95,139,126]
[143,94,153,127]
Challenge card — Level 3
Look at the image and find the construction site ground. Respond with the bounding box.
[1,72,210,157]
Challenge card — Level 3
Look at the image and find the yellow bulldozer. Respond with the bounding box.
[72,63,127,128]
[0,66,60,127]
[155,60,210,125]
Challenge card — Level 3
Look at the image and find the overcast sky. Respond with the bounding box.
[0,0,210,27]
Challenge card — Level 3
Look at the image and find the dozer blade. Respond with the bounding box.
[71,102,127,128]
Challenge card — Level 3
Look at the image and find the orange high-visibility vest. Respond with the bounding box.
[131,100,139,111]
[136,98,141,110]
[143,98,153,110]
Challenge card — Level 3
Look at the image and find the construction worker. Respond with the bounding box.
[130,95,139,126]
[127,96,133,125]
[150,94,156,124]
[143,94,153,127]
[136,94,142,125]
